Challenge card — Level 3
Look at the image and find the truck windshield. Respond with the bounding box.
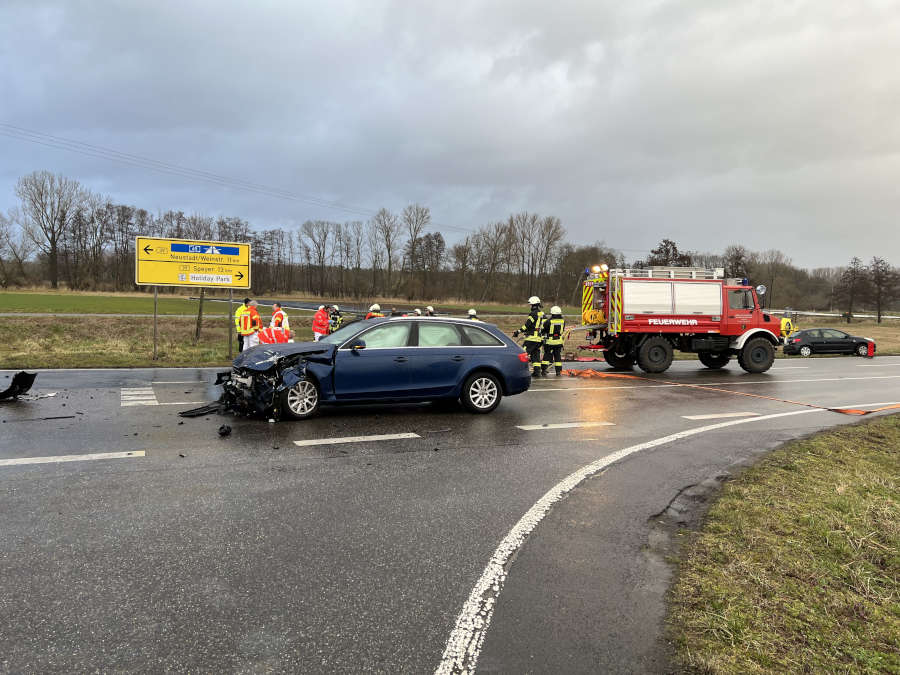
[728,290,754,310]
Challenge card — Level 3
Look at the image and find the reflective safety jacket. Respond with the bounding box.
[237,307,257,336]
[271,309,290,331]
[520,310,545,343]
[258,326,291,344]
[234,303,247,330]
[312,309,330,334]
[365,311,385,320]
[329,312,343,331]
[543,316,565,346]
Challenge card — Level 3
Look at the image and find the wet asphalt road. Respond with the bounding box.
[1,356,899,673]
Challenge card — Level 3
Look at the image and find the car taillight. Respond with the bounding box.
[518,352,530,363]
[790,337,801,343]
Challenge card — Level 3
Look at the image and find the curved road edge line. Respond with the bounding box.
[434,400,900,674]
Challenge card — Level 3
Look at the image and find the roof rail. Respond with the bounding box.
[608,267,724,280]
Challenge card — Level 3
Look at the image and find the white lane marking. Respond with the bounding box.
[121,386,158,407]
[0,450,145,467]
[434,400,900,674]
[121,401,203,407]
[517,422,615,431]
[770,366,809,369]
[152,380,209,384]
[293,433,420,447]
[528,374,900,392]
[857,363,900,367]
[682,412,759,420]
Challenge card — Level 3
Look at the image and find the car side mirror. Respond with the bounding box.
[350,340,366,351]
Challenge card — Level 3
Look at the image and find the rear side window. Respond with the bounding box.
[821,329,846,339]
[804,329,822,339]
[728,290,753,310]
[418,322,463,347]
[461,325,504,346]
[354,322,411,348]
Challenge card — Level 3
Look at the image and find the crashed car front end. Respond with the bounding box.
[214,342,335,417]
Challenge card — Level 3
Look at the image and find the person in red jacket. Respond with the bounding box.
[312,305,330,341]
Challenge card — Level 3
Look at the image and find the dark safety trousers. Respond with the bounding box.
[543,344,563,375]
[525,341,543,375]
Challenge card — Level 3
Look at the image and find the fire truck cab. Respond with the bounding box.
[581,266,780,374]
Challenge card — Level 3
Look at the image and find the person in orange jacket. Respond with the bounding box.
[243,300,263,349]
[365,303,384,320]
[312,304,331,341]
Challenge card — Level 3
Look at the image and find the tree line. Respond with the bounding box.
[1,171,898,319]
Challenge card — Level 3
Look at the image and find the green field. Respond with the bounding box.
[0,291,213,315]
[668,414,900,674]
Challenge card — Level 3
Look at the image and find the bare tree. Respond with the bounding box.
[838,257,869,322]
[15,171,91,288]
[0,210,34,287]
[373,208,403,294]
[300,220,332,295]
[450,237,473,300]
[401,203,430,298]
[868,256,897,323]
[365,218,384,295]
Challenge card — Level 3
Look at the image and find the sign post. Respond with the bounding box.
[153,286,158,360]
[135,237,251,360]
[228,290,234,358]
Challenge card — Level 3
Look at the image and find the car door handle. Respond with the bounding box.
[451,355,465,361]
[394,356,408,363]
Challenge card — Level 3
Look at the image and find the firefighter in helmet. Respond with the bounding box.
[424,306,435,316]
[365,303,384,320]
[542,305,565,376]
[467,308,480,321]
[513,296,545,377]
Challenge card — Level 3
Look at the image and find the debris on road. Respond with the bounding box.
[0,372,37,401]
[218,424,232,437]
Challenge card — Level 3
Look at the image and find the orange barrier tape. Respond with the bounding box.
[560,369,900,416]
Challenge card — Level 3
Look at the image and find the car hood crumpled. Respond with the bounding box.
[232,341,336,371]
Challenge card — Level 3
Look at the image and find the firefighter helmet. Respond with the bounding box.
[332,305,340,312]
[467,308,477,317]
[369,303,380,312]
[414,308,422,315]
[318,305,325,310]
[528,296,541,305]
[426,305,434,312]
[550,305,562,315]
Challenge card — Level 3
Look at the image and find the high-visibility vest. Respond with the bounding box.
[330,313,343,330]
[238,309,253,335]
[258,326,291,344]
[272,309,289,330]
[545,317,565,345]
[521,311,545,342]
[312,309,330,334]
[234,303,246,329]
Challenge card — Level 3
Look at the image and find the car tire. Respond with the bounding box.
[799,345,812,357]
[278,377,320,420]
[856,343,868,356]
[603,344,634,370]
[460,372,502,414]
[636,336,674,373]
[698,351,730,369]
[738,337,775,373]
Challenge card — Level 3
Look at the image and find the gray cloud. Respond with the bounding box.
[2,0,899,266]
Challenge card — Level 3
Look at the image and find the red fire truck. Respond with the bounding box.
[580,266,780,373]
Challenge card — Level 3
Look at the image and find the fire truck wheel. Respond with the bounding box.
[603,346,634,370]
[738,337,775,373]
[637,336,674,373]
[698,351,730,369]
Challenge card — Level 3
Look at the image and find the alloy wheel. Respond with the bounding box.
[286,380,318,416]
[469,377,498,410]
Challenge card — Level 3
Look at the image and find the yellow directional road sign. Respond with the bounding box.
[135,237,251,288]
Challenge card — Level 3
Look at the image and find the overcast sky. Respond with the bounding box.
[2,0,899,267]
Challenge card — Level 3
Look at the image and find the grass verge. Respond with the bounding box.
[668,414,900,674]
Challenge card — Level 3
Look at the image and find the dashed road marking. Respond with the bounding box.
[0,450,145,467]
[516,422,615,431]
[434,399,900,674]
[120,387,158,406]
[682,411,759,420]
[857,363,900,367]
[293,433,420,447]
[770,366,809,369]
[151,380,208,384]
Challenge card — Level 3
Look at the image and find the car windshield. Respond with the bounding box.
[319,321,366,345]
